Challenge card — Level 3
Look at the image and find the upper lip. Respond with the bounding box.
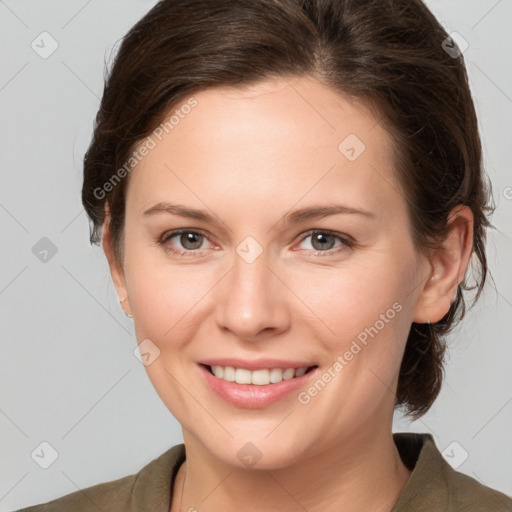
[199,358,317,371]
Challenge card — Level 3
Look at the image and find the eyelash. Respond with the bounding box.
[159,228,355,258]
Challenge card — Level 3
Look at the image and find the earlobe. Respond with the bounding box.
[412,205,474,324]
[119,296,133,318]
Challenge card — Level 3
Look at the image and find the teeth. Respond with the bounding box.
[251,369,269,385]
[294,367,307,377]
[235,368,252,384]
[210,365,310,385]
[223,366,235,382]
[269,368,282,383]
[282,368,295,380]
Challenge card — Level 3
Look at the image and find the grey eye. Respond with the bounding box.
[310,232,337,251]
[175,232,205,250]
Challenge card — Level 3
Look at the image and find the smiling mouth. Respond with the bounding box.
[202,364,318,385]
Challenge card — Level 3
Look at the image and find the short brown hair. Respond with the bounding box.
[82,0,494,418]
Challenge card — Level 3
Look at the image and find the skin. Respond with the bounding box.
[103,75,474,512]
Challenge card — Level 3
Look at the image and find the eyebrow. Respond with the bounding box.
[142,202,375,224]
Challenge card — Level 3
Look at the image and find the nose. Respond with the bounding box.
[215,247,291,341]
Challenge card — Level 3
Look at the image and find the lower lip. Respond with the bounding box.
[198,364,318,409]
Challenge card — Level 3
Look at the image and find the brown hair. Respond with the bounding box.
[82,0,494,418]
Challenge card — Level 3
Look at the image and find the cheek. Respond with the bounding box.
[122,248,215,424]
[299,253,413,338]
[125,260,210,344]
[292,264,414,431]
[122,236,228,375]
[290,247,417,401]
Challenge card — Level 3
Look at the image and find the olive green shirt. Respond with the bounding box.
[15,433,512,511]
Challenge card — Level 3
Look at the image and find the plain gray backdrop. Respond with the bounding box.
[1,0,511,510]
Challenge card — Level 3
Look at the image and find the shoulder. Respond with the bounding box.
[16,472,136,512]
[15,444,186,512]
[393,433,512,511]
[444,460,512,511]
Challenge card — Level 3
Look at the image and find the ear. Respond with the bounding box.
[412,205,474,324]
[102,208,132,318]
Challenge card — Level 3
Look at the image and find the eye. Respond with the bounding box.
[296,230,354,256]
[159,229,212,256]
[158,228,354,258]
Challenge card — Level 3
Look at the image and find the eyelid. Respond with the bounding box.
[160,227,212,243]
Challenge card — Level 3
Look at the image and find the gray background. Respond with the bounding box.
[1,1,511,510]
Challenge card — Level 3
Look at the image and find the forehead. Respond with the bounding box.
[126,76,401,219]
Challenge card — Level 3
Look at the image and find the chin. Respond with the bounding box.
[190,428,312,470]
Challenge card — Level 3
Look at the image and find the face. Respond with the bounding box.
[109,76,433,468]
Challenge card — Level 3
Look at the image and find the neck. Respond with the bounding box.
[172,427,411,512]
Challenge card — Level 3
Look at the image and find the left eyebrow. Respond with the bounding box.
[282,204,376,224]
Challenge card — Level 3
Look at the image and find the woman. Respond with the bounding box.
[17,0,512,511]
